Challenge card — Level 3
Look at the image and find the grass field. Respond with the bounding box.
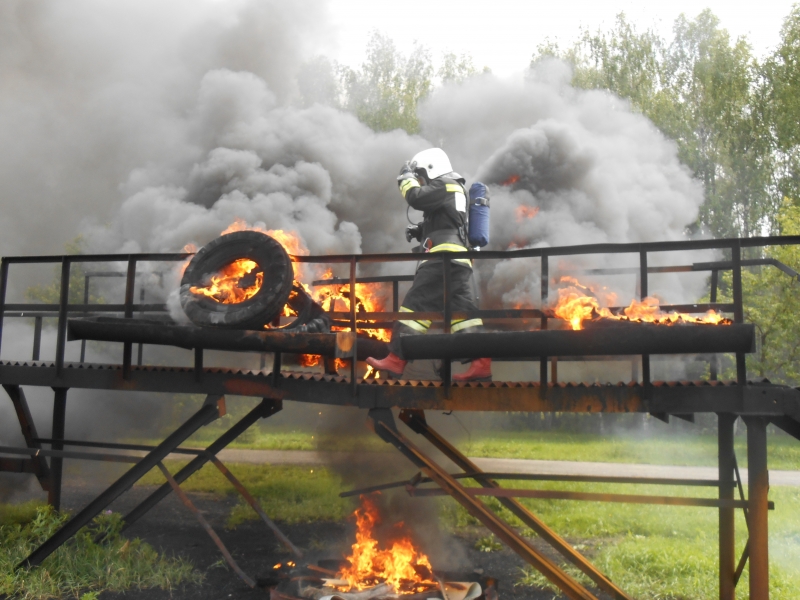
[137,460,800,599]
[174,426,800,470]
[0,501,198,600]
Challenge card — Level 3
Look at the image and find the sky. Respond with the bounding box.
[328,0,795,76]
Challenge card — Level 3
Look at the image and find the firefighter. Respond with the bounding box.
[366,148,492,381]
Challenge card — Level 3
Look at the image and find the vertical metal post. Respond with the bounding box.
[137,287,145,365]
[272,352,282,388]
[745,416,769,599]
[718,413,736,600]
[0,258,9,358]
[194,347,203,382]
[55,259,71,378]
[392,279,399,312]
[540,254,549,394]
[349,257,358,395]
[442,256,452,396]
[32,316,42,361]
[731,244,746,385]
[710,270,719,380]
[49,388,68,510]
[80,275,90,363]
[639,251,650,386]
[122,258,136,379]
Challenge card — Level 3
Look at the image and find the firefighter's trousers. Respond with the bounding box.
[389,258,483,359]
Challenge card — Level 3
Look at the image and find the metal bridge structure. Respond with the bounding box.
[2,236,800,600]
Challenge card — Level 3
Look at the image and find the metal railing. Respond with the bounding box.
[1,236,799,396]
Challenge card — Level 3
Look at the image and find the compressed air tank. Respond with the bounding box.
[468,182,490,248]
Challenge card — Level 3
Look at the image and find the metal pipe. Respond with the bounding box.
[400,324,756,360]
[80,275,90,363]
[540,254,549,394]
[349,256,357,395]
[18,395,224,569]
[0,258,9,358]
[732,244,747,386]
[156,462,256,588]
[55,259,70,377]
[32,317,42,361]
[122,258,136,379]
[49,388,67,510]
[745,416,769,599]
[718,413,736,600]
[67,317,388,360]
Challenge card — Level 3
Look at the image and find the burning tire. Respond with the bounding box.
[180,230,294,329]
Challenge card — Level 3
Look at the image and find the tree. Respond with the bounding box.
[438,51,478,84]
[339,32,433,134]
[535,11,777,239]
[738,200,800,384]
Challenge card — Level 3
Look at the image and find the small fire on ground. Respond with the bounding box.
[553,276,730,330]
[333,495,436,594]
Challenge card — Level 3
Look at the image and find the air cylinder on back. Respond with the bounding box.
[468,182,490,248]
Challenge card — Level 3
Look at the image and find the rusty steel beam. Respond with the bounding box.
[157,462,256,588]
[406,485,767,509]
[67,317,387,360]
[400,324,755,360]
[399,410,630,600]
[3,385,51,491]
[367,408,601,600]
[718,413,736,600]
[208,456,302,559]
[745,417,770,599]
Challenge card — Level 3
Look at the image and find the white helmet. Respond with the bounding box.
[410,148,453,180]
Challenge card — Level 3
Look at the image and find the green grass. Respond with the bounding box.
[0,503,199,600]
[137,461,355,527]
[442,482,800,599]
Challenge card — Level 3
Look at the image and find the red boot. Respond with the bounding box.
[453,358,492,382]
[366,353,407,379]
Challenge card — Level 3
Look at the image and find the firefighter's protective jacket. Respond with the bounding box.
[399,176,470,264]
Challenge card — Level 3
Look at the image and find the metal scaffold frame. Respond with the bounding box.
[0,235,799,599]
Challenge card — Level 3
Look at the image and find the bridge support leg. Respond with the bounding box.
[367,408,601,600]
[3,385,51,492]
[50,388,68,510]
[745,416,769,600]
[718,413,736,600]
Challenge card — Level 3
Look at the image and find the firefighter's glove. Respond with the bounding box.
[469,182,489,203]
[406,224,423,243]
[397,162,416,187]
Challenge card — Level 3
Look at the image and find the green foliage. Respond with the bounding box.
[738,200,800,383]
[438,52,478,84]
[340,31,433,134]
[473,534,502,553]
[0,504,198,600]
[536,11,778,239]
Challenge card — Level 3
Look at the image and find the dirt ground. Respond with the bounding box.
[53,482,584,600]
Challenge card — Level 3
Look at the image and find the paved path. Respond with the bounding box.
[199,449,800,487]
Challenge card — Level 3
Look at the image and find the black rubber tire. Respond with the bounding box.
[180,231,294,329]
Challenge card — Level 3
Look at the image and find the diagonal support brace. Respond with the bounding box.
[3,385,51,491]
[17,395,226,570]
[367,408,600,600]
[399,409,632,600]
[119,396,282,535]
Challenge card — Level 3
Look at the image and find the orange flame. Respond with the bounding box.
[515,205,540,222]
[337,496,435,594]
[299,354,321,367]
[314,269,390,342]
[189,258,263,304]
[501,174,520,186]
[552,276,729,330]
